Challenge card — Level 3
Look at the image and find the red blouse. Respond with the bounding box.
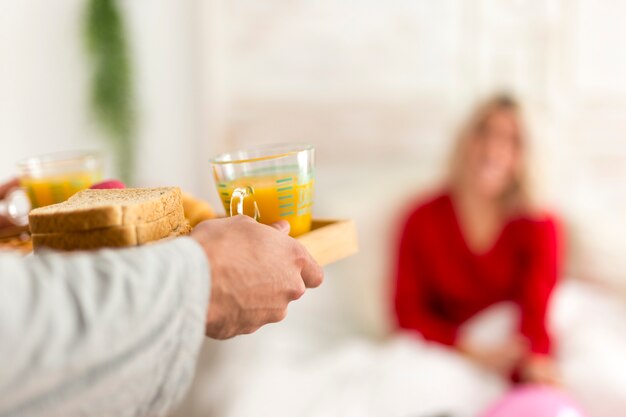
[393,192,560,355]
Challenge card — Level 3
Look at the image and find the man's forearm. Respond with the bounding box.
[0,238,209,417]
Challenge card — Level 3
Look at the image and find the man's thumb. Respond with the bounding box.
[270,220,291,234]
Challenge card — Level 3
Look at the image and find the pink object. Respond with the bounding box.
[90,180,126,190]
[482,386,586,417]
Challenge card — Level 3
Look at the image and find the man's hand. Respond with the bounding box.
[191,215,324,339]
[0,178,20,230]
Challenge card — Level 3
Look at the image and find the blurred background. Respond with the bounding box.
[1,1,626,416]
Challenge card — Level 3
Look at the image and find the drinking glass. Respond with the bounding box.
[211,144,314,237]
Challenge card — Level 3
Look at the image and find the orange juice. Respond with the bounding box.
[20,171,102,208]
[218,174,313,237]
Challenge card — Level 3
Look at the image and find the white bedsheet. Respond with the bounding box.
[203,336,504,417]
[552,281,626,417]
[175,280,626,417]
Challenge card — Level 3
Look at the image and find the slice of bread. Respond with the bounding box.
[29,187,182,234]
[32,209,189,251]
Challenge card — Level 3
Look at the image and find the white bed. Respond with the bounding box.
[174,279,626,417]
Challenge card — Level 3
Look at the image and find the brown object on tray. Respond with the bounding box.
[182,192,217,227]
[0,225,29,240]
[296,219,358,266]
[29,187,190,251]
[0,233,33,254]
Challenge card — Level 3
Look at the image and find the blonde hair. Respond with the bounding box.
[448,94,535,215]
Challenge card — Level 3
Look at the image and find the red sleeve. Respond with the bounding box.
[392,212,459,346]
[517,217,561,355]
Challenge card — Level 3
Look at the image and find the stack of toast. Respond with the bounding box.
[29,187,190,251]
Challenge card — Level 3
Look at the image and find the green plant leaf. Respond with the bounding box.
[84,0,135,184]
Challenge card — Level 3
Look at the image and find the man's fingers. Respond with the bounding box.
[0,217,13,230]
[0,179,20,229]
[0,178,19,200]
[270,220,290,234]
[298,244,324,288]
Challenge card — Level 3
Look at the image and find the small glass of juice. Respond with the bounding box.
[211,144,314,237]
[17,150,104,209]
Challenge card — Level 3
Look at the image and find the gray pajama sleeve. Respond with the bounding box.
[0,237,210,417]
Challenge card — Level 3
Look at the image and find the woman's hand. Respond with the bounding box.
[458,336,528,375]
[520,354,561,385]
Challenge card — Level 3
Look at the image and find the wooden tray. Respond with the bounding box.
[297,219,358,266]
[0,230,32,254]
[0,219,359,265]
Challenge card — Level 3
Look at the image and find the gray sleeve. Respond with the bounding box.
[0,237,210,417]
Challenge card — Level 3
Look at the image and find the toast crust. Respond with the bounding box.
[32,208,188,251]
[29,187,182,233]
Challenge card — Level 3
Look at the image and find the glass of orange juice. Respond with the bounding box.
[211,144,314,237]
[17,150,104,209]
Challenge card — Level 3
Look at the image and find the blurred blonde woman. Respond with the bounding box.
[393,94,562,384]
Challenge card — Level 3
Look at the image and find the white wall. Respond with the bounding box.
[0,0,98,175]
[0,0,217,202]
[205,0,626,291]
